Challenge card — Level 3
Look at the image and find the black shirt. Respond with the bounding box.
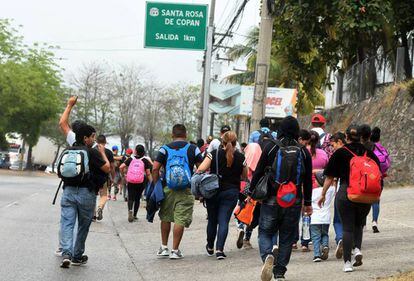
[87,148,107,191]
[250,139,313,206]
[324,142,380,195]
[208,148,246,190]
[124,156,152,171]
[155,141,203,173]
[95,148,113,179]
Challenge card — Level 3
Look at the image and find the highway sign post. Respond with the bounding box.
[145,2,208,50]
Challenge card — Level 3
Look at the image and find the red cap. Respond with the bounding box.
[126,148,133,155]
[311,114,326,124]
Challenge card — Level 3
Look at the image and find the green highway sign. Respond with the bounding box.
[144,2,208,50]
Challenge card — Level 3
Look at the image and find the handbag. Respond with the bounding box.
[234,197,257,225]
[250,166,272,200]
[191,149,220,199]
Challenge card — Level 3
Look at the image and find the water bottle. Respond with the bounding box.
[302,214,311,240]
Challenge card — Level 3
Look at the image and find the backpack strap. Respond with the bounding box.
[342,146,355,156]
[52,180,63,205]
[215,148,220,178]
[374,144,385,155]
[296,149,303,186]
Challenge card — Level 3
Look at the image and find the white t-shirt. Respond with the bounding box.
[310,186,335,225]
[206,138,241,153]
[66,130,76,146]
[311,127,326,147]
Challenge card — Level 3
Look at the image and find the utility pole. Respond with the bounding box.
[198,0,216,139]
[250,0,275,131]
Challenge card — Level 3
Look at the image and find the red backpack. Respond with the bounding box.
[343,147,382,204]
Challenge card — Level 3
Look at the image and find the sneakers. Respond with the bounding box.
[352,248,363,267]
[206,244,214,257]
[96,208,103,221]
[112,196,117,201]
[301,245,310,252]
[243,239,253,249]
[107,195,111,200]
[335,240,343,259]
[216,252,227,260]
[134,216,138,221]
[343,261,353,273]
[169,249,184,259]
[272,245,279,259]
[260,254,274,281]
[372,222,380,233]
[128,211,134,223]
[55,248,63,257]
[156,246,170,258]
[292,243,298,250]
[313,256,322,262]
[236,229,245,249]
[60,254,71,268]
[71,255,88,266]
[321,246,329,260]
[275,275,285,281]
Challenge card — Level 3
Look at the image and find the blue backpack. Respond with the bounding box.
[53,147,90,205]
[57,147,90,185]
[163,143,192,190]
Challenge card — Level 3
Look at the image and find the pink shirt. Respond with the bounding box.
[309,148,329,188]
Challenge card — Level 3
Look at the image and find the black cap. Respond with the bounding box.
[260,118,270,128]
[220,125,231,134]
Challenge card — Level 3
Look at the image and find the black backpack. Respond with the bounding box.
[251,139,306,201]
[258,130,275,148]
[270,140,306,186]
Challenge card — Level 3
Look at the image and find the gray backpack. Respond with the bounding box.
[191,149,220,199]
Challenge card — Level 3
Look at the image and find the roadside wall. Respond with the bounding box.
[298,84,414,186]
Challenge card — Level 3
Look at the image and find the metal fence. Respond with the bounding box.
[335,34,414,105]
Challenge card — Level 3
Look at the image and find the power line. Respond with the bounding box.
[44,34,140,44]
[52,48,148,52]
[213,0,250,52]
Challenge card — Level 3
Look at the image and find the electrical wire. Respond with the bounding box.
[213,0,250,52]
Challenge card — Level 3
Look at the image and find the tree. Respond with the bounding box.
[0,20,63,169]
[111,65,147,151]
[164,84,201,141]
[69,63,114,134]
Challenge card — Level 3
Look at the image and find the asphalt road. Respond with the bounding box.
[1,171,414,281]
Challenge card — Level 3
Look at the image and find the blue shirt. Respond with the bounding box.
[248,128,277,144]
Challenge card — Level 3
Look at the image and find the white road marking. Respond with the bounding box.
[6,201,18,208]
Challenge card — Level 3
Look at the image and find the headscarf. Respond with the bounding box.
[244,143,262,172]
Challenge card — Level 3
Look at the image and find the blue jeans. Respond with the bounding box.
[60,186,96,259]
[372,202,380,222]
[333,198,343,244]
[310,224,329,257]
[206,188,239,251]
[258,202,301,277]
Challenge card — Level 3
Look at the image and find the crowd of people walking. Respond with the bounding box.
[54,96,390,281]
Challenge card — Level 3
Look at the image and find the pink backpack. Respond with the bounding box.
[126,157,145,184]
[373,143,391,174]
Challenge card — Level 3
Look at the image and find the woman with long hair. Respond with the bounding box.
[319,125,380,273]
[197,131,248,259]
[120,145,152,222]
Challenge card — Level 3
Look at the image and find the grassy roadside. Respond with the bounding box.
[381,271,414,281]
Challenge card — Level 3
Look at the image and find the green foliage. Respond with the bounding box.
[407,80,414,98]
[228,0,413,114]
[0,19,63,151]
